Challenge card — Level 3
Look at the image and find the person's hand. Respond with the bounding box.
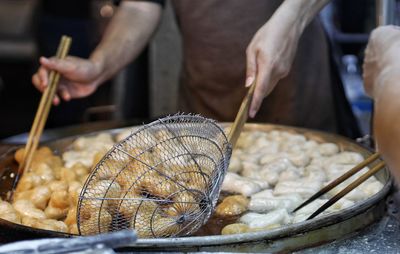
[245,13,301,118]
[363,26,400,97]
[32,56,103,105]
[245,0,330,118]
[363,26,400,184]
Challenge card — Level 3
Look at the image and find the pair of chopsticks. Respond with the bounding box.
[292,152,385,220]
[15,36,72,187]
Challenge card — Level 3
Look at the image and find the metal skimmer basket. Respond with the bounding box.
[77,115,232,238]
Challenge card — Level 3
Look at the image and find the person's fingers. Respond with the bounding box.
[32,73,44,92]
[40,56,75,75]
[249,64,272,118]
[58,84,71,101]
[245,46,257,87]
[38,66,48,88]
[53,95,60,106]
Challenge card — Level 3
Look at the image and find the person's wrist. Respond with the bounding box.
[89,53,106,87]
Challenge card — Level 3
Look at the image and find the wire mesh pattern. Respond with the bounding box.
[77,115,232,238]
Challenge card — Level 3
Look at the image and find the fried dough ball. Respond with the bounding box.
[22,217,68,233]
[49,190,70,209]
[139,171,179,199]
[69,224,79,234]
[45,205,68,220]
[64,207,77,226]
[115,163,143,191]
[170,163,209,191]
[215,195,249,217]
[16,174,43,192]
[13,200,46,219]
[13,190,32,201]
[150,216,182,237]
[80,210,112,235]
[221,223,250,235]
[60,167,77,183]
[119,191,142,220]
[30,186,51,210]
[92,151,106,167]
[14,148,25,164]
[0,200,21,224]
[166,192,201,220]
[130,201,160,238]
[32,163,55,183]
[71,163,90,180]
[68,181,83,206]
[81,180,121,219]
[45,190,70,220]
[48,180,69,192]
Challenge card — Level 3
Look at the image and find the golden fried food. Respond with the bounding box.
[68,181,83,206]
[49,190,70,209]
[130,200,160,238]
[45,190,70,220]
[22,217,68,233]
[15,174,43,192]
[80,210,112,235]
[221,223,250,235]
[215,195,249,217]
[60,167,77,183]
[166,192,200,218]
[118,191,141,220]
[0,200,21,224]
[70,163,90,180]
[48,180,69,192]
[30,186,51,210]
[69,224,79,234]
[13,200,46,220]
[64,207,77,226]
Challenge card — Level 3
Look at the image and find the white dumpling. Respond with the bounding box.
[240,209,291,228]
[359,181,384,197]
[278,170,301,182]
[303,140,319,151]
[286,153,311,167]
[260,171,280,186]
[292,199,333,223]
[274,180,322,198]
[318,143,339,156]
[326,152,364,165]
[258,143,280,155]
[259,153,282,165]
[228,156,242,173]
[249,193,303,212]
[304,170,326,183]
[251,189,274,199]
[222,172,265,197]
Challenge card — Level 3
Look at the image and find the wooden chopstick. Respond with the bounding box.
[306,160,385,220]
[16,35,72,185]
[292,152,381,213]
[228,83,256,148]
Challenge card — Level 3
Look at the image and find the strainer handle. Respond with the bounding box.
[228,83,256,148]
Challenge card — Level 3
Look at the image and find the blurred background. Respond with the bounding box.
[0,0,398,139]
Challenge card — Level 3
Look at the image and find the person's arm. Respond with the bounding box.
[363,25,400,185]
[32,1,162,104]
[246,0,330,117]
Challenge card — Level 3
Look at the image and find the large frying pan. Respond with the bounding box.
[0,123,392,252]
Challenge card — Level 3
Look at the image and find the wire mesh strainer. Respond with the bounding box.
[77,115,232,237]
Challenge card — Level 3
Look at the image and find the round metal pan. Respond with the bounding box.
[0,123,392,252]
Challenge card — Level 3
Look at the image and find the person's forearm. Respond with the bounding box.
[363,26,400,184]
[271,0,330,34]
[90,1,162,85]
